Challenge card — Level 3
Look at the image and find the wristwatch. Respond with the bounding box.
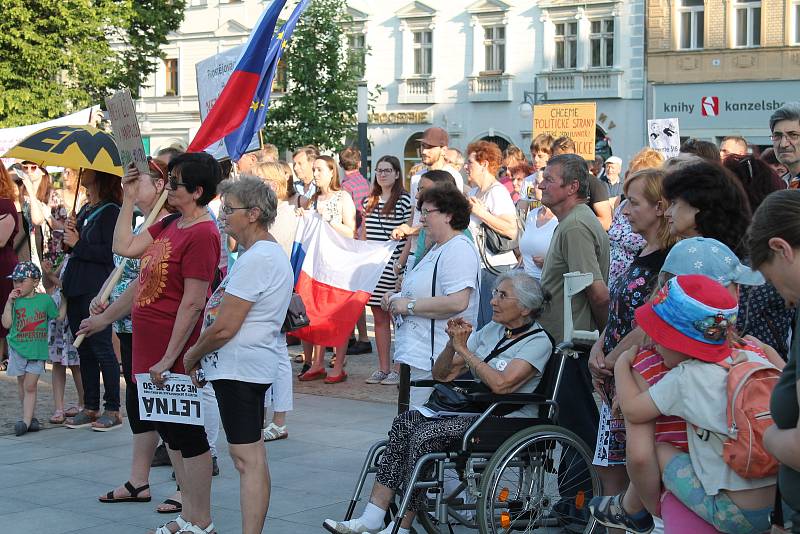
[406,299,417,316]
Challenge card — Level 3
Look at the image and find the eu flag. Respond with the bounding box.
[224,0,310,160]
[187,0,300,157]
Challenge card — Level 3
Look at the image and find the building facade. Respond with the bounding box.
[646,0,800,146]
[136,0,647,170]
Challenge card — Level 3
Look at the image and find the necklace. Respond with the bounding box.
[179,210,208,227]
[504,322,533,339]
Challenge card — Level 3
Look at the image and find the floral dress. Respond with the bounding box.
[608,201,646,289]
[47,190,78,365]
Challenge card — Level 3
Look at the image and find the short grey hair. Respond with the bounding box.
[769,102,800,132]
[218,175,278,230]
[547,154,590,199]
[495,270,552,320]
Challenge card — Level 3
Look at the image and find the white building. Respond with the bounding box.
[137,0,646,173]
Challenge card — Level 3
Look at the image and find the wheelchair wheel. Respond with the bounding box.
[415,466,474,534]
[476,425,601,534]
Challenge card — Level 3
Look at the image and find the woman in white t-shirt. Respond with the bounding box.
[381,184,481,408]
[183,176,293,534]
[465,140,519,328]
[517,205,557,279]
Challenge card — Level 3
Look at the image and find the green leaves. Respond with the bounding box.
[0,0,184,127]
[264,0,360,152]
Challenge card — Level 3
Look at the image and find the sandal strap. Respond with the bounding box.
[124,480,149,497]
[177,521,215,533]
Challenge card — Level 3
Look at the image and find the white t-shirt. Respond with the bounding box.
[200,241,294,384]
[468,182,518,268]
[394,234,480,371]
[648,352,777,495]
[270,201,299,258]
[518,207,558,279]
[410,165,465,200]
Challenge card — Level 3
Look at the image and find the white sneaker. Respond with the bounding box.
[365,370,389,384]
[322,518,381,534]
[380,371,400,386]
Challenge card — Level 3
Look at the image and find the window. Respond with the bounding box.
[554,22,577,70]
[413,30,433,75]
[734,0,761,47]
[795,0,800,44]
[677,0,704,49]
[589,19,614,68]
[189,0,207,6]
[403,132,424,189]
[347,32,367,78]
[164,58,178,96]
[483,26,506,73]
[272,59,287,93]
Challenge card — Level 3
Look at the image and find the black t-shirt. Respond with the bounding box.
[586,173,610,205]
[771,308,800,511]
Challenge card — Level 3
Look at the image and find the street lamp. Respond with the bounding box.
[357,81,368,177]
[518,79,548,118]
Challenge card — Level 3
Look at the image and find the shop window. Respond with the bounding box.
[734,0,761,47]
[590,18,614,68]
[554,21,577,70]
[483,26,506,73]
[677,0,704,50]
[413,30,433,76]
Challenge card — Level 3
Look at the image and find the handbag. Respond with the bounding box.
[481,222,518,255]
[423,328,544,416]
[282,292,310,333]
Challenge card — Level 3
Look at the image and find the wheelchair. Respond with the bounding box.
[340,338,602,534]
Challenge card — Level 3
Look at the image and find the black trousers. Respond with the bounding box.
[67,293,120,412]
[117,332,155,434]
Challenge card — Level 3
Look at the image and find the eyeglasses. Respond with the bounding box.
[375,168,395,175]
[491,288,519,301]
[420,208,440,218]
[21,164,38,172]
[167,173,188,190]
[220,205,253,215]
[770,131,800,143]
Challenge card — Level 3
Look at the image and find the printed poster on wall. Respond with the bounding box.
[647,118,680,159]
[533,102,597,160]
[136,373,204,426]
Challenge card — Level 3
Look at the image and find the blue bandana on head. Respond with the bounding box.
[651,277,738,346]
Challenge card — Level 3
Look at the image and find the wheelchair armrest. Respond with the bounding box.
[465,392,550,405]
[408,379,478,388]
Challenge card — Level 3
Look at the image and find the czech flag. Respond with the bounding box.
[290,214,396,348]
[188,0,309,158]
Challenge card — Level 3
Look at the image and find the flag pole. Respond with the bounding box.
[73,188,170,348]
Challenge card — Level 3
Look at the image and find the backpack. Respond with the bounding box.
[716,355,780,479]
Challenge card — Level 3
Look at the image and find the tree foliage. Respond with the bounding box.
[0,0,184,128]
[264,0,360,152]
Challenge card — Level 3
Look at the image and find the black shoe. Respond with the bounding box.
[212,456,219,477]
[28,418,40,432]
[151,443,172,467]
[14,421,27,436]
[346,341,372,355]
[298,363,311,376]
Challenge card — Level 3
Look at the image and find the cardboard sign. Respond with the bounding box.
[648,118,681,159]
[195,46,260,160]
[533,102,597,160]
[136,373,204,426]
[104,89,149,174]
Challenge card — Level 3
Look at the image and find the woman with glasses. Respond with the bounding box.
[76,158,174,505]
[60,168,123,431]
[380,185,480,409]
[112,152,221,534]
[361,156,412,386]
[182,176,293,534]
[297,155,356,384]
[325,269,552,534]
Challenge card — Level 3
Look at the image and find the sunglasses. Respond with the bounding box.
[21,164,38,172]
[167,172,188,191]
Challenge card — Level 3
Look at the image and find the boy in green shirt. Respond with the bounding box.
[3,262,65,436]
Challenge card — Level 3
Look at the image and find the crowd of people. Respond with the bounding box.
[3,101,800,534]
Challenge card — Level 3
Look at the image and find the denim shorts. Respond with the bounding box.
[6,347,45,377]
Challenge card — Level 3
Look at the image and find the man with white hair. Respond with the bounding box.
[600,156,623,208]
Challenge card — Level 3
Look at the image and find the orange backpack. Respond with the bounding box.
[718,356,780,479]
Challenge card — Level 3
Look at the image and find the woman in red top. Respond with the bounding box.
[113,152,221,534]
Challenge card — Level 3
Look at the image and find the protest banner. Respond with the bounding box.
[533,102,597,160]
[195,45,260,160]
[135,373,204,426]
[648,118,680,158]
[104,89,149,175]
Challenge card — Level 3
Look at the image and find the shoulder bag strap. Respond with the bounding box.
[483,328,544,364]
[429,252,441,368]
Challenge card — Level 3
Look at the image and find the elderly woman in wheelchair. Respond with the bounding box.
[324,270,554,534]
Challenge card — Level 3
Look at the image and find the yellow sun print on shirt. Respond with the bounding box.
[136,238,172,307]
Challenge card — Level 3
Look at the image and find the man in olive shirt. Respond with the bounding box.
[538,153,610,457]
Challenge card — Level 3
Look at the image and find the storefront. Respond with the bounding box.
[650,81,793,147]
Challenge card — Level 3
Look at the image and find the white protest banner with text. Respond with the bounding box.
[136,373,204,426]
[105,89,149,175]
[648,118,680,159]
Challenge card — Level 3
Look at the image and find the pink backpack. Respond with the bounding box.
[717,356,780,479]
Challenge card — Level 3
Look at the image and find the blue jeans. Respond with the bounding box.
[67,294,120,412]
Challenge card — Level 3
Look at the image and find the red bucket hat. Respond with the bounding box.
[634,274,738,363]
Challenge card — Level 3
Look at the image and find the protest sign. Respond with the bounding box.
[105,89,149,175]
[648,118,680,159]
[195,45,260,160]
[135,373,204,426]
[533,102,597,160]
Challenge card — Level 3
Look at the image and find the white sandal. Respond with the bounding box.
[150,515,189,534]
[177,521,216,533]
[263,422,288,441]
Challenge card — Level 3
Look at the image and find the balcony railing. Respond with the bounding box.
[467,74,514,102]
[539,70,623,100]
[398,77,436,104]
